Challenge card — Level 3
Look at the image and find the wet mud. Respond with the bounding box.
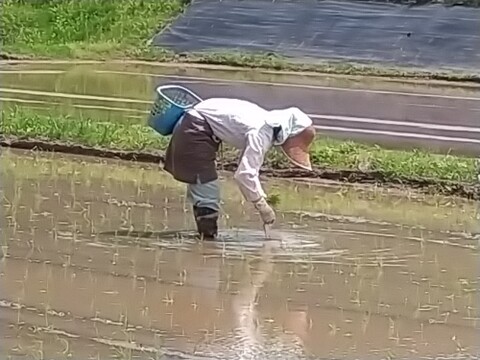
[1,136,479,201]
[1,149,479,359]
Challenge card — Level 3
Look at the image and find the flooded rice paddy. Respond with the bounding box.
[1,149,479,359]
[3,61,480,155]
[2,61,480,126]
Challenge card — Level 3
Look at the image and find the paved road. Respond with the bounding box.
[151,73,480,157]
[154,0,480,71]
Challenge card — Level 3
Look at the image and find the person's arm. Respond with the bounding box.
[234,129,276,224]
[234,130,269,202]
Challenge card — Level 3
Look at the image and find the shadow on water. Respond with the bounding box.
[1,148,479,359]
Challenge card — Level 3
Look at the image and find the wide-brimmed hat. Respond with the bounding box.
[280,125,316,170]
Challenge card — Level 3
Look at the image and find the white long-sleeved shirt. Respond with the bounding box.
[188,98,313,202]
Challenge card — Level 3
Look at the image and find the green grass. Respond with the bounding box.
[2,1,479,82]
[1,0,186,58]
[1,107,477,184]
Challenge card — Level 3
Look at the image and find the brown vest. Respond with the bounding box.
[164,112,220,184]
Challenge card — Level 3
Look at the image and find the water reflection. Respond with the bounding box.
[0,149,478,359]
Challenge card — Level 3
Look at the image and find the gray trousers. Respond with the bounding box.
[186,179,220,212]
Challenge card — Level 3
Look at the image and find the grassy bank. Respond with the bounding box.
[2,0,479,82]
[1,0,186,58]
[1,108,477,186]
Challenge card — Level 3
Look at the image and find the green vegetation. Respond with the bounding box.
[0,2,477,188]
[2,0,478,82]
[266,193,282,207]
[2,107,476,184]
[1,0,186,58]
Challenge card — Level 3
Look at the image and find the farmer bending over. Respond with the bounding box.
[164,98,316,239]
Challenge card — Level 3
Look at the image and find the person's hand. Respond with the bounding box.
[253,197,276,225]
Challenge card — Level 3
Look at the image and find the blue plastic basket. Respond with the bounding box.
[148,85,202,136]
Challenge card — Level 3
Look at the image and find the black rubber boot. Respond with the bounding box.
[193,206,218,239]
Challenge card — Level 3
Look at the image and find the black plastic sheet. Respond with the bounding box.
[153,0,480,70]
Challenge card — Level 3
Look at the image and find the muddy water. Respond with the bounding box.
[1,149,479,359]
[2,62,480,125]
